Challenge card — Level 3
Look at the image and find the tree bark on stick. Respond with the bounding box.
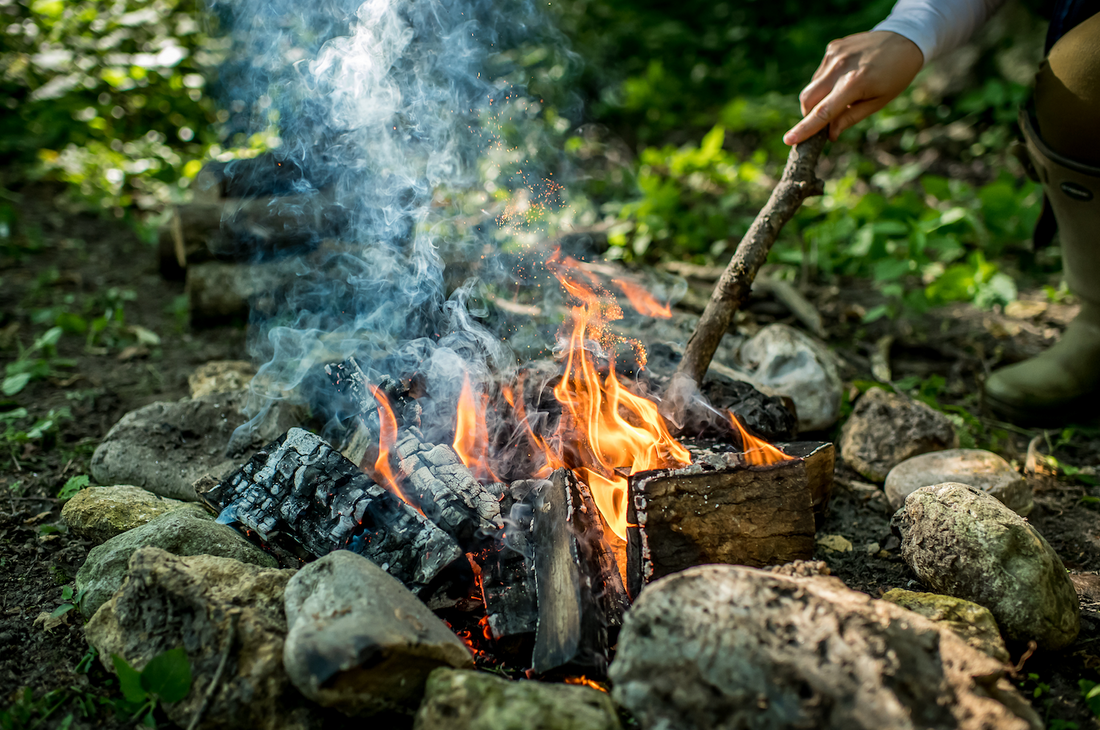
[676,130,828,387]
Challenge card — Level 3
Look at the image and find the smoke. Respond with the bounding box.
[209,0,578,444]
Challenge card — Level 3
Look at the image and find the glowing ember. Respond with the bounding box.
[728,412,793,466]
[368,385,419,507]
[612,277,672,319]
[540,253,691,540]
[564,676,608,692]
[453,373,500,482]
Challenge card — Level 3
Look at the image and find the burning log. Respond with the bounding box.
[531,469,630,676]
[480,479,540,641]
[626,441,833,598]
[198,427,463,593]
[396,427,504,546]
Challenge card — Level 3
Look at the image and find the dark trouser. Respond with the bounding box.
[1036,11,1100,165]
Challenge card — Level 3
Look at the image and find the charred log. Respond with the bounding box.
[396,427,503,547]
[626,442,833,598]
[479,479,540,641]
[199,427,463,593]
[531,469,630,676]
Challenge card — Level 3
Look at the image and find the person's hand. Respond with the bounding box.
[783,31,923,145]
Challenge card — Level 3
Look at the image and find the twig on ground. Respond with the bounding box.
[187,611,239,730]
[676,129,828,387]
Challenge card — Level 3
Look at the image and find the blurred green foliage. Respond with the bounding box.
[0,0,1055,315]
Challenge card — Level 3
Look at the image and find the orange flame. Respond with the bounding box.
[368,385,419,507]
[612,278,672,319]
[502,381,560,478]
[453,373,500,482]
[544,253,691,540]
[728,412,793,466]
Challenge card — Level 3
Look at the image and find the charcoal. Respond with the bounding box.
[323,359,423,466]
[479,479,540,640]
[200,428,463,592]
[396,427,503,547]
[530,469,629,676]
[701,377,797,441]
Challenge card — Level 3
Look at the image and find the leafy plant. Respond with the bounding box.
[111,649,193,727]
[2,326,73,396]
[0,406,71,468]
[49,585,85,622]
[57,474,89,501]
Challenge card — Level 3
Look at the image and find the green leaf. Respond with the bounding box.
[140,647,192,703]
[49,603,75,619]
[61,585,73,601]
[58,474,89,501]
[34,326,63,350]
[2,373,31,396]
[112,654,148,704]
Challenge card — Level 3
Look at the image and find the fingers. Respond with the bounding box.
[828,96,890,140]
[784,74,862,145]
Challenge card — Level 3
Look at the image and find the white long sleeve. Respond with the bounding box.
[872,0,1008,65]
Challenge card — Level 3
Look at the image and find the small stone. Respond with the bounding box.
[884,449,1032,515]
[840,388,958,482]
[188,360,256,398]
[609,565,1040,730]
[85,547,313,730]
[76,508,277,618]
[734,324,844,432]
[283,550,473,715]
[413,668,622,730]
[816,534,853,552]
[894,483,1080,650]
[882,589,1010,663]
[61,485,201,544]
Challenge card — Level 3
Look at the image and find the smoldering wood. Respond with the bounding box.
[199,427,463,592]
[479,479,541,641]
[323,359,423,467]
[676,129,828,388]
[395,427,504,547]
[531,469,630,676]
[626,441,834,598]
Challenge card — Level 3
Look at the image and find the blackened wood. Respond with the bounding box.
[626,443,833,598]
[675,130,827,388]
[396,427,503,547]
[199,427,463,592]
[480,479,540,640]
[323,359,422,467]
[531,469,630,675]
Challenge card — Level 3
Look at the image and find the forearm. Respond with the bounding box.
[873,0,1008,65]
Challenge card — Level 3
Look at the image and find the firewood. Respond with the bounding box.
[625,441,833,598]
[199,427,463,593]
[675,130,828,388]
[531,469,630,675]
[479,479,540,640]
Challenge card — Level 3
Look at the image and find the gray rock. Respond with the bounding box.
[283,550,473,715]
[735,324,843,432]
[61,485,201,544]
[881,588,1010,663]
[90,391,248,502]
[413,668,621,730]
[884,449,1032,515]
[188,360,256,398]
[840,388,958,482]
[609,565,1040,730]
[85,547,314,730]
[76,508,277,618]
[895,483,1080,650]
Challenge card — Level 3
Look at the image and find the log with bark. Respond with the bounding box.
[625,441,833,598]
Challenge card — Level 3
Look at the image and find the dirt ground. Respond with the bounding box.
[1,181,1099,728]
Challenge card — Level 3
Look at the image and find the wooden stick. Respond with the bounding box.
[676,130,828,387]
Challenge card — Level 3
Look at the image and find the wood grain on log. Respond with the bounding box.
[676,130,827,387]
[626,442,833,597]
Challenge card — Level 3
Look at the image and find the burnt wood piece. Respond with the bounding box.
[199,427,463,592]
[626,442,834,598]
[777,441,835,524]
[480,480,541,640]
[323,359,422,467]
[531,469,630,676]
[395,427,504,547]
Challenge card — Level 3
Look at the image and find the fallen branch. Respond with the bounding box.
[676,130,828,387]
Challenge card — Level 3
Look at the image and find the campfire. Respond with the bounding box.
[197,248,833,677]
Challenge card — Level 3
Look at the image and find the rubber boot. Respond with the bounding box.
[984,109,1100,425]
